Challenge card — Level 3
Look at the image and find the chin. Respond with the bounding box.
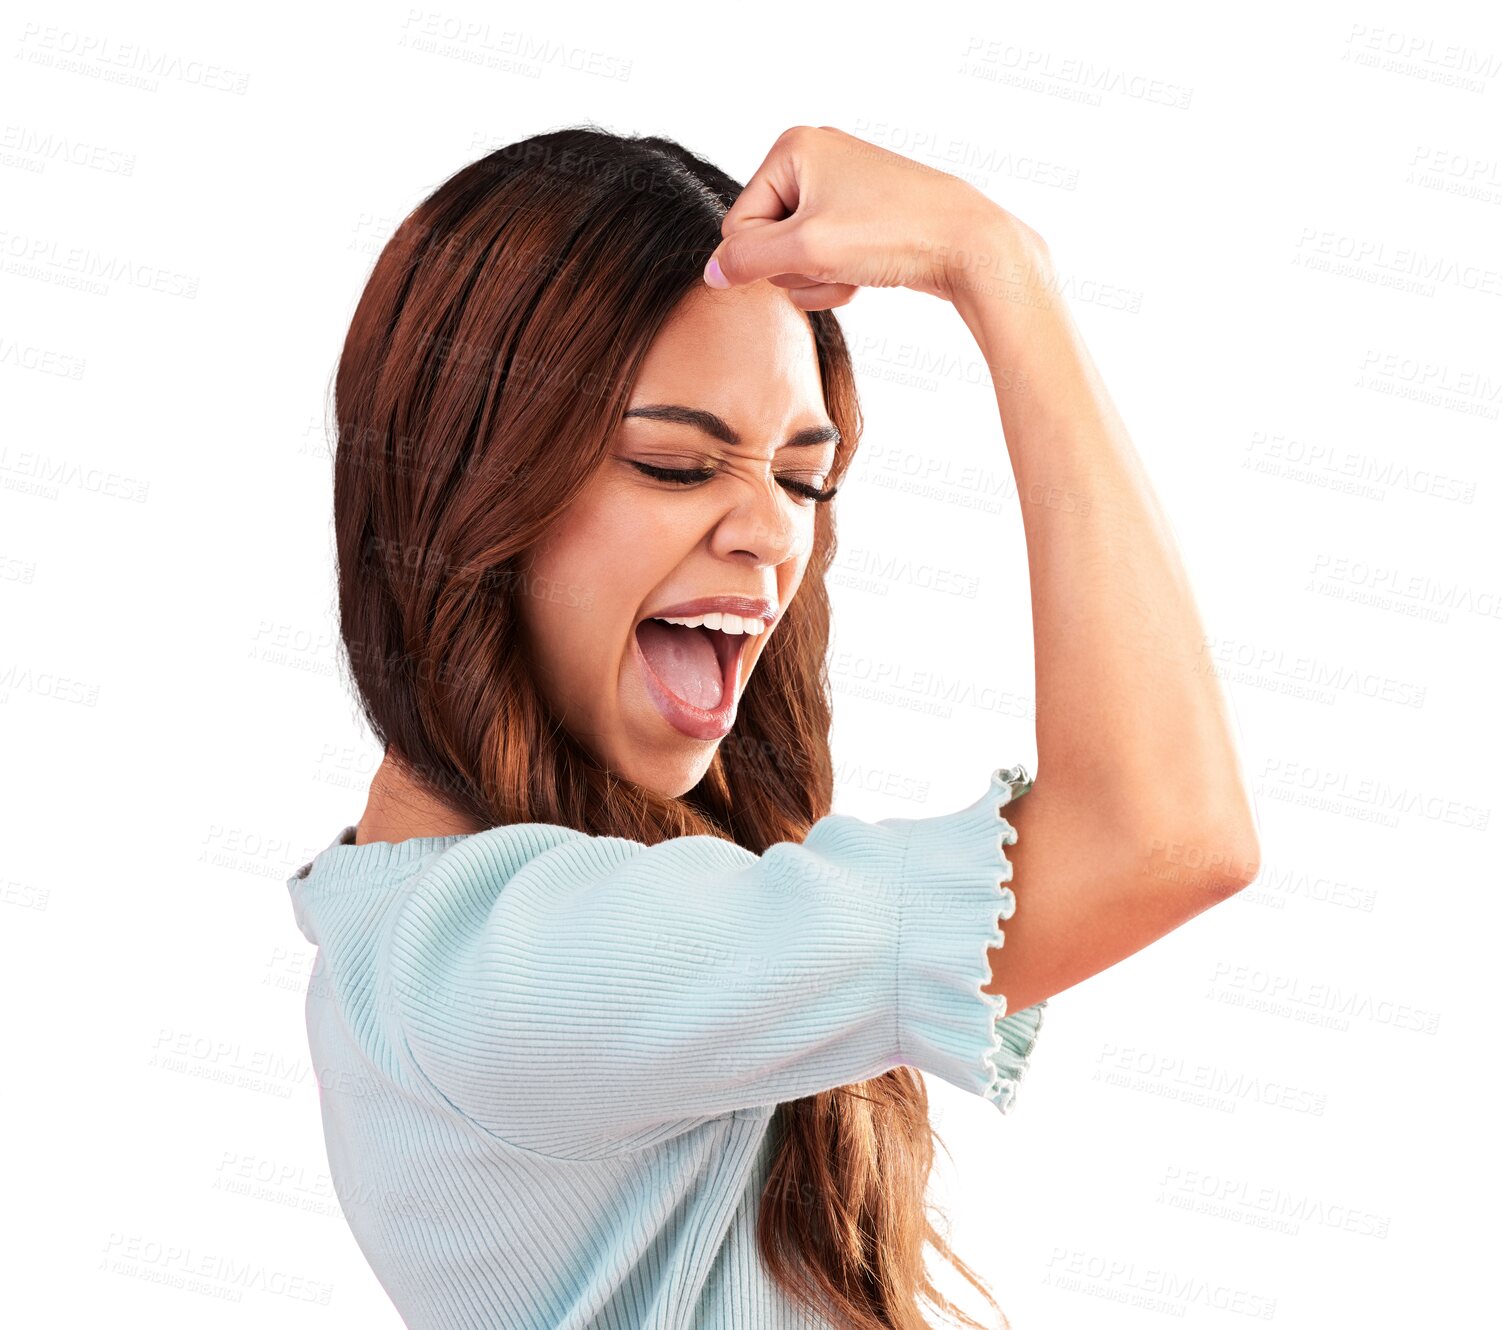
[629,747,717,802]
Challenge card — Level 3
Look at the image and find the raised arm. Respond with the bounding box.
[706,126,1261,1019]
[942,217,1261,1012]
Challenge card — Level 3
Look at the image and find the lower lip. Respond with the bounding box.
[631,627,746,742]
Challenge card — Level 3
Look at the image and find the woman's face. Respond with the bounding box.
[517,279,839,799]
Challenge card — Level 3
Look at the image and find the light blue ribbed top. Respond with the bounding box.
[285,765,1048,1329]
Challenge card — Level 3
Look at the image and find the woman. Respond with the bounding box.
[287,125,1260,1330]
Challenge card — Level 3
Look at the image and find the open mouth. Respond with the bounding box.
[631,617,752,742]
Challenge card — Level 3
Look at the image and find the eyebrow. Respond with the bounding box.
[622,404,841,451]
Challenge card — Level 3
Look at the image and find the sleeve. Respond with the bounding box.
[982,995,1049,1116]
[383,764,1048,1156]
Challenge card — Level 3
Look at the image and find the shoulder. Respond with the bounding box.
[425,821,757,895]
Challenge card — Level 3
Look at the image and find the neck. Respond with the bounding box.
[355,752,486,845]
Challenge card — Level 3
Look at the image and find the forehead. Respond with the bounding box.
[626,283,829,437]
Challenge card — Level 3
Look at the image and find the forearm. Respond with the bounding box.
[947,216,1257,872]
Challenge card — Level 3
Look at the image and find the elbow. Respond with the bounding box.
[1070,755,1261,896]
[1135,802,1262,897]
[1217,828,1261,892]
[1211,785,1263,891]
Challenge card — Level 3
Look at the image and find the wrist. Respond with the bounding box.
[942,215,1072,370]
[941,210,1054,310]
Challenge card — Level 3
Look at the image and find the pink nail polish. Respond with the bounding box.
[703,257,730,289]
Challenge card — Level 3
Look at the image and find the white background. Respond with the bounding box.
[3,1,1497,1326]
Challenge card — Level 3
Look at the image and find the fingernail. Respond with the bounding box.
[703,256,730,289]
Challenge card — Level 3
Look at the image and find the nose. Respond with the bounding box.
[709,470,808,568]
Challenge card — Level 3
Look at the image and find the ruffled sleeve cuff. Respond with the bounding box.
[882,764,1046,1114]
[982,998,1048,1115]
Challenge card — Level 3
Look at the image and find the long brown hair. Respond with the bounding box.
[330,125,1008,1330]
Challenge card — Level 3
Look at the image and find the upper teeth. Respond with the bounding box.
[652,612,765,636]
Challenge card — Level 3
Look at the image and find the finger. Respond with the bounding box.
[784,280,860,312]
[721,131,805,235]
[790,287,858,312]
[705,217,822,289]
[743,267,858,307]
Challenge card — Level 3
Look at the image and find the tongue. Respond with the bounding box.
[636,620,724,709]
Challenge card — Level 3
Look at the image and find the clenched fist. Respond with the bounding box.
[702,125,1037,310]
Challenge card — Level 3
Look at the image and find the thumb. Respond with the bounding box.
[703,219,814,290]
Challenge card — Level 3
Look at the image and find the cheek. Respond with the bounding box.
[519,491,655,687]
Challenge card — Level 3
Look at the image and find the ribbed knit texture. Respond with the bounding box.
[285,765,1048,1329]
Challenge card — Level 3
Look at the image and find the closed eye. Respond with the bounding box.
[627,460,838,504]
